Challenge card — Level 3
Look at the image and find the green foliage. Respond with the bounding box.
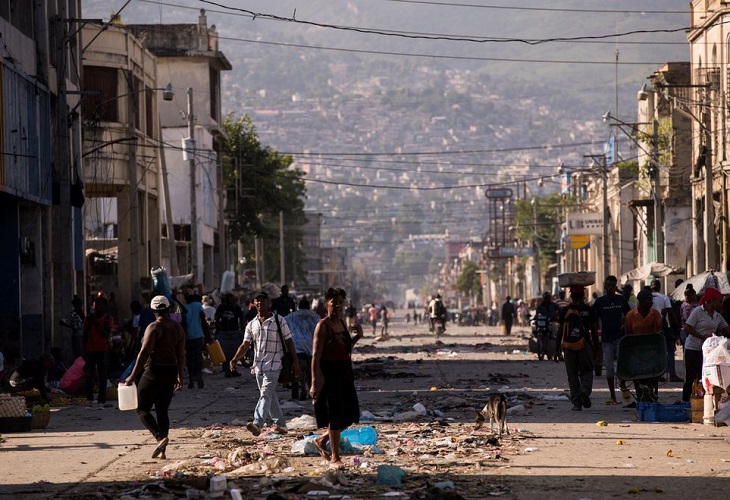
[456,260,482,301]
[513,194,570,275]
[222,113,308,284]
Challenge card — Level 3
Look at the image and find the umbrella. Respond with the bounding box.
[670,270,730,300]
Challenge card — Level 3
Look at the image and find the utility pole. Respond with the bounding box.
[651,120,663,265]
[703,87,716,269]
[128,71,141,302]
[602,154,609,282]
[187,87,198,281]
[279,210,285,285]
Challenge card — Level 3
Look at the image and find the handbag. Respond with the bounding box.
[274,314,294,384]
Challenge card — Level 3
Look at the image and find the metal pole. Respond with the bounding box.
[187,88,198,281]
[602,155,610,282]
[128,71,141,302]
[704,87,716,269]
[158,117,178,276]
[652,120,664,265]
[279,210,285,285]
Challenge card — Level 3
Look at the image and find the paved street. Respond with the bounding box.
[1,316,729,499]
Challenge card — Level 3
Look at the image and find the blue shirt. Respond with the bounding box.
[183,301,205,340]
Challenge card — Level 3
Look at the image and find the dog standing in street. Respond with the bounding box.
[474,394,509,436]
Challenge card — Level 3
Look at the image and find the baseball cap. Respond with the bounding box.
[150,295,170,311]
[254,290,269,300]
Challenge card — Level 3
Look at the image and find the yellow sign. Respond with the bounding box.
[570,235,591,249]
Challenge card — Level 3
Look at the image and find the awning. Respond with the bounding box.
[619,262,685,282]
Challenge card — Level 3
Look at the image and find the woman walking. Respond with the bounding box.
[124,295,185,459]
[310,287,363,467]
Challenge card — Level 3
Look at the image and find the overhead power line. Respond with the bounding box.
[383,0,688,15]
[198,0,688,46]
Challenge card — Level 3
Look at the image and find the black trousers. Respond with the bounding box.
[185,337,204,383]
[682,349,703,402]
[136,364,177,441]
[84,351,108,403]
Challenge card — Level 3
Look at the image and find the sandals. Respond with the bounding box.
[152,437,169,459]
[605,399,619,405]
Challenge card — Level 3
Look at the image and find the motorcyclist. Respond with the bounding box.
[534,292,559,360]
[428,294,447,332]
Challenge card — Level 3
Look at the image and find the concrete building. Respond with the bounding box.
[688,0,729,273]
[127,9,232,293]
[80,22,169,312]
[0,1,84,361]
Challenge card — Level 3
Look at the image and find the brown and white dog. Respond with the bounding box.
[474,394,509,436]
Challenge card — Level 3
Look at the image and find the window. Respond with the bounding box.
[82,66,119,122]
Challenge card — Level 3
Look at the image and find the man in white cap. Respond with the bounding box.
[124,295,186,459]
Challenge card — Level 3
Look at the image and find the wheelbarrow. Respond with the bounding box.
[616,333,667,403]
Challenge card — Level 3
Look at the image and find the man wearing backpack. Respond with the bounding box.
[559,285,599,411]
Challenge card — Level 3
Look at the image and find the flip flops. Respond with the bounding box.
[152,437,169,459]
[605,399,619,405]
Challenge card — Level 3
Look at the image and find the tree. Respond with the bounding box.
[456,260,482,303]
[222,114,307,285]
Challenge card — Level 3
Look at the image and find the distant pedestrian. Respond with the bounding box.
[125,295,185,460]
[83,296,115,407]
[380,305,390,337]
[60,295,85,360]
[501,297,516,336]
[286,298,320,400]
[182,291,212,389]
[215,293,245,378]
[368,304,378,335]
[271,284,297,317]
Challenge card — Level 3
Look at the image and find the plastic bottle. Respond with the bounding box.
[117,382,138,411]
[340,425,377,445]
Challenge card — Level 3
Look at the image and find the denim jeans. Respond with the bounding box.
[253,369,285,427]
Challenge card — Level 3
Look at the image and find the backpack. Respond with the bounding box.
[562,307,586,351]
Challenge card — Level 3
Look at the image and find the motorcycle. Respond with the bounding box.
[529,313,557,361]
[432,316,447,338]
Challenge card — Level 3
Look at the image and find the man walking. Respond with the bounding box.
[591,276,631,404]
[559,286,599,411]
[229,291,302,436]
[501,296,516,336]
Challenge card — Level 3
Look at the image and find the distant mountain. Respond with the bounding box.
[81,0,691,298]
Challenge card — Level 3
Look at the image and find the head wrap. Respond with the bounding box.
[700,287,722,305]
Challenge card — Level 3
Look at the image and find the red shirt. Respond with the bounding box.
[84,314,114,352]
[625,308,662,335]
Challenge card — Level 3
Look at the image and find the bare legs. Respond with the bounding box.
[313,428,344,467]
